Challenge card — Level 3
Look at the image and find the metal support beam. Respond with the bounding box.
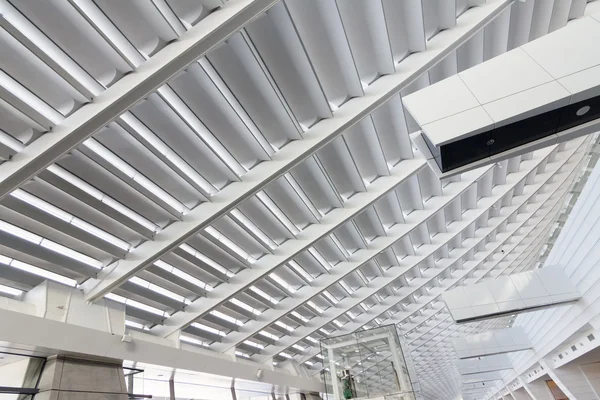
[230,144,575,359]
[0,0,278,195]
[283,143,585,364]
[0,307,323,393]
[305,173,578,369]
[83,0,514,304]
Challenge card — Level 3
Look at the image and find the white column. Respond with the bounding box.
[519,377,554,400]
[388,332,411,395]
[327,347,341,400]
[511,387,534,400]
[579,362,600,398]
[541,360,598,400]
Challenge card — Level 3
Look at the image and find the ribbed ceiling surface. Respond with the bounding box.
[0,0,597,399]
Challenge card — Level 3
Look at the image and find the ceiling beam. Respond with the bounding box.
[301,163,583,369]
[0,0,278,197]
[250,142,583,362]
[82,0,514,304]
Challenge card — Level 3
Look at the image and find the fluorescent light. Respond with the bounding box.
[339,281,353,294]
[307,301,324,314]
[119,113,216,195]
[0,0,102,95]
[250,286,278,305]
[180,244,234,277]
[0,284,23,297]
[47,165,158,232]
[290,311,309,323]
[230,209,277,250]
[180,335,209,347]
[269,272,297,293]
[150,84,245,177]
[230,298,261,315]
[204,226,256,263]
[10,259,77,287]
[280,352,293,359]
[69,0,143,66]
[0,70,63,124]
[83,139,187,214]
[125,320,149,331]
[129,276,190,304]
[323,291,338,304]
[258,330,279,341]
[192,322,226,337]
[210,310,243,326]
[154,260,213,291]
[40,240,103,269]
[288,261,313,283]
[11,189,131,251]
[235,351,250,358]
[0,220,102,268]
[284,173,320,221]
[292,344,306,352]
[244,340,264,349]
[274,321,295,332]
[0,220,42,244]
[105,293,167,317]
[70,219,131,250]
[256,191,299,235]
[308,247,332,271]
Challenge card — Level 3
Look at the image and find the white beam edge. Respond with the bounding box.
[267,144,584,362]
[302,156,583,369]
[233,146,568,358]
[83,0,514,303]
[0,307,323,393]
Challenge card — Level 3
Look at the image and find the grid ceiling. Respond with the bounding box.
[0,0,596,399]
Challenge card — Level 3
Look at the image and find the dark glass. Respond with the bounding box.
[439,131,491,172]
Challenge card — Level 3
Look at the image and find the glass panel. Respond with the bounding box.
[320,325,415,400]
[0,353,44,389]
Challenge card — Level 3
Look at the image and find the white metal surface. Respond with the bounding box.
[0,1,595,400]
[453,327,531,359]
[442,266,581,323]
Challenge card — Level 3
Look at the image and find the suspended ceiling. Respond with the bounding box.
[0,0,598,399]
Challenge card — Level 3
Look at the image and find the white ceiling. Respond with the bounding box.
[0,0,597,399]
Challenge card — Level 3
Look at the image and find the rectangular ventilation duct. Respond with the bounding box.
[442,266,580,323]
[403,15,600,177]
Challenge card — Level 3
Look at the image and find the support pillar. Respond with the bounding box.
[519,378,554,400]
[327,347,340,400]
[388,332,411,394]
[541,360,597,400]
[511,387,533,400]
[578,362,600,398]
[36,356,128,400]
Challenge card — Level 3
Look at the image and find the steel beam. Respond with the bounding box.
[83,0,514,304]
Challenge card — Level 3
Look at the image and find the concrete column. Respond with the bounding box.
[541,360,598,400]
[519,378,554,400]
[579,362,600,398]
[36,356,128,400]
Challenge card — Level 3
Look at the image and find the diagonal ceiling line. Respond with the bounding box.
[265,144,584,363]
[82,0,514,303]
[221,146,570,356]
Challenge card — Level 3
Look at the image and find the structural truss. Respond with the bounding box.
[0,0,598,399]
